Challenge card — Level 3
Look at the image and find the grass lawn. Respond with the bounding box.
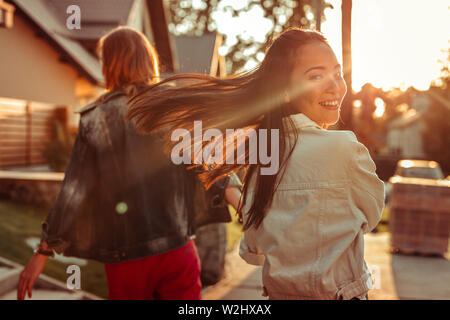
[0,199,108,299]
[0,200,245,299]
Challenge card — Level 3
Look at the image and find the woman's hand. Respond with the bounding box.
[225,186,242,212]
[17,253,48,300]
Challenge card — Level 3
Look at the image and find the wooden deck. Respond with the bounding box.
[0,169,64,206]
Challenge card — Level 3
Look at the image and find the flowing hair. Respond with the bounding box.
[126,28,329,230]
[97,26,160,96]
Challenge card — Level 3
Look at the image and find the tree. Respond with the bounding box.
[422,94,450,175]
[339,0,352,130]
[165,0,332,73]
[422,47,450,175]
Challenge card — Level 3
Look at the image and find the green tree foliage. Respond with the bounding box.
[339,0,352,130]
[165,0,332,73]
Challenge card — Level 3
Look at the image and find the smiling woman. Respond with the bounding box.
[287,41,347,128]
[126,28,333,230]
[126,27,385,300]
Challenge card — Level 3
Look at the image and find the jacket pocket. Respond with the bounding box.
[315,183,364,294]
[323,183,361,235]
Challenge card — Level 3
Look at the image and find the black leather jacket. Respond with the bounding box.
[41,90,233,264]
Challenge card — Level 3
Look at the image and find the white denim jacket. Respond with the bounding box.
[239,112,385,300]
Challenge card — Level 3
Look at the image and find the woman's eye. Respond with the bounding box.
[309,74,323,80]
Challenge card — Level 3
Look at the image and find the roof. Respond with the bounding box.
[45,0,133,23]
[10,0,214,83]
[43,0,135,40]
[172,33,219,75]
[11,0,104,84]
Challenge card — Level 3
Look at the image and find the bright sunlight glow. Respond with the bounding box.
[213,0,450,91]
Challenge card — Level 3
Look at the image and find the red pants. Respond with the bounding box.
[104,240,202,300]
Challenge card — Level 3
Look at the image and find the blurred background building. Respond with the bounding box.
[0,0,224,168]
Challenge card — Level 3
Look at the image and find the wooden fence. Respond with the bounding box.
[0,98,64,168]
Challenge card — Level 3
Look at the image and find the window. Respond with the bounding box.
[0,0,15,29]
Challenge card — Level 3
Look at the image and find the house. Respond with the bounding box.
[0,0,174,167]
[0,0,226,168]
[0,0,229,292]
[0,0,174,118]
[387,109,426,158]
[386,92,432,159]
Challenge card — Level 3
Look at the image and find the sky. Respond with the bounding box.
[210,0,450,91]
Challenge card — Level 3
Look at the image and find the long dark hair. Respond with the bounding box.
[126,28,329,230]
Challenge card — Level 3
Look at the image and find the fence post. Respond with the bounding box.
[25,102,31,166]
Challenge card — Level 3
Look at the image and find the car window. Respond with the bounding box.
[395,166,444,179]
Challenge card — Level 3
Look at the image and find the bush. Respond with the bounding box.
[42,120,75,172]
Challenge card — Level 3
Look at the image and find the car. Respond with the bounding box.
[392,159,444,180]
[385,159,445,204]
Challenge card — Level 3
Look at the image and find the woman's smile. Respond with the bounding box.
[319,99,340,110]
[288,41,347,126]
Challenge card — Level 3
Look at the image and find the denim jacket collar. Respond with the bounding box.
[285,112,324,130]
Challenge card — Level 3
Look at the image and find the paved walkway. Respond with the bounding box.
[202,233,450,300]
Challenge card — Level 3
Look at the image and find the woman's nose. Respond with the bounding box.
[325,74,340,91]
[325,74,346,96]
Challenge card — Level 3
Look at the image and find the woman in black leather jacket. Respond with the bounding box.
[17,26,240,300]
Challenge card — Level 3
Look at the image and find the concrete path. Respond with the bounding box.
[202,247,264,300]
[202,233,450,300]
